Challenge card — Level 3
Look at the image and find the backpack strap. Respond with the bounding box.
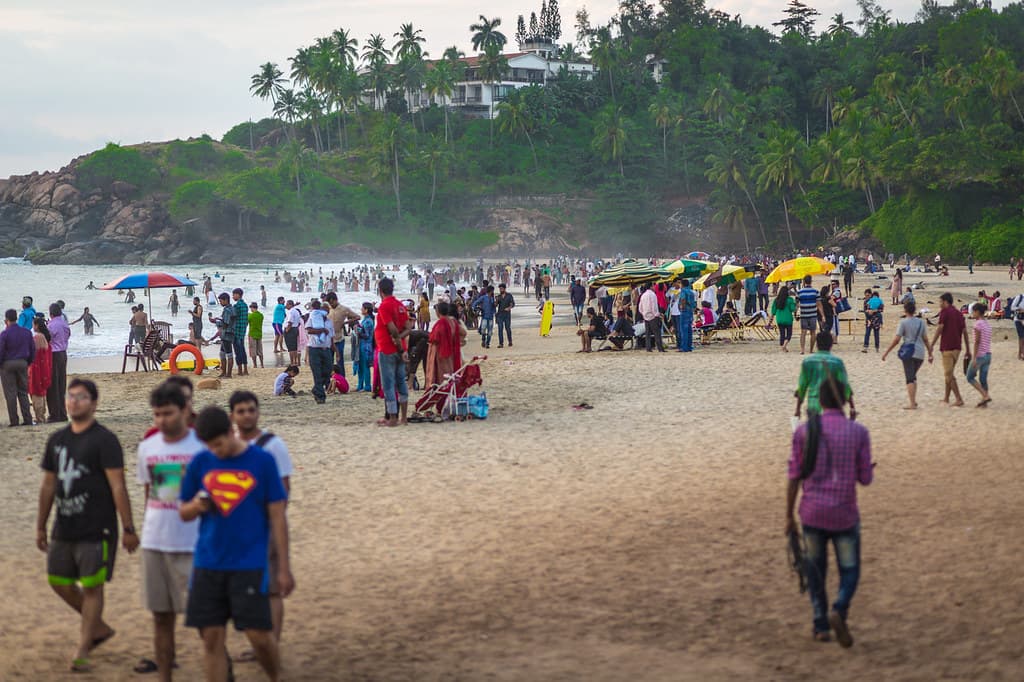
[255,431,275,448]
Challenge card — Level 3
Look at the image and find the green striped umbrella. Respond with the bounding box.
[590,260,663,287]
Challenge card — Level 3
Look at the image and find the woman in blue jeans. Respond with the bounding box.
[861,289,883,352]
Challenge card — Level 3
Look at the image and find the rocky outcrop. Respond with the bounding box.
[0,162,195,265]
[467,208,586,255]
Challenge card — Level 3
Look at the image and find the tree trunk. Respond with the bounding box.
[662,126,667,167]
[782,195,795,250]
[742,187,767,245]
[430,167,437,210]
[393,144,402,219]
[525,127,538,172]
[444,106,450,144]
[618,155,624,178]
[1010,92,1024,126]
[237,209,244,238]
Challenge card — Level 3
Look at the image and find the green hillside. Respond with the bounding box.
[79,1,1024,259]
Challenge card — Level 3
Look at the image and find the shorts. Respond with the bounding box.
[220,337,234,358]
[800,317,818,331]
[941,350,960,380]
[1015,320,1024,339]
[142,549,192,613]
[248,337,263,358]
[284,328,299,352]
[47,538,116,588]
[185,567,272,632]
[272,323,284,337]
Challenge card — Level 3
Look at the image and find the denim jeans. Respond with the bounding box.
[863,323,880,350]
[496,313,512,346]
[778,324,793,347]
[677,312,693,351]
[232,336,248,366]
[479,317,493,347]
[357,347,372,391]
[573,304,583,323]
[803,523,861,633]
[308,347,333,402]
[378,351,408,415]
[966,352,991,391]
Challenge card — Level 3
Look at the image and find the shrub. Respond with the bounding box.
[75,143,159,193]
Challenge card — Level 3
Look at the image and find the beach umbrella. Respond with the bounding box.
[590,260,663,287]
[101,271,198,317]
[661,258,719,280]
[692,264,758,292]
[764,257,836,284]
[685,251,714,260]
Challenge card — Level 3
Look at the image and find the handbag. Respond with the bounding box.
[897,319,924,360]
[835,296,852,314]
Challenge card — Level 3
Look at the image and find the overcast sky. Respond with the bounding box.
[0,0,1009,178]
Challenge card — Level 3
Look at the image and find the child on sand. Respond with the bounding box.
[327,364,349,394]
[274,365,299,397]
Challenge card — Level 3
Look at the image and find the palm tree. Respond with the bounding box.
[826,13,854,37]
[272,88,301,142]
[372,114,410,218]
[648,91,681,167]
[812,70,839,132]
[981,47,1024,126]
[589,28,617,104]
[419,135,454,209]
[704,148,767,244]
[289,47,315,88]
[442,45,466,63]
[470,15,507,52]
[755,128,808,249]
[364,59,391,111]
[362,33,392,66]
[497,96,538,170]
[874,71,914,128]
[811,130,843,184]
[395,52,427,130]
[592,107,628,177]
[830,85,856,125]
[393,23,426,60]
[425,60,457,142]
[559,42,582,62]
[842,148,876,214]
[711,193,750,254]
[297,88,324,152]
[702,74,734,125]
[280,140,311,197]
[250,62,287,108]
[477,43,509,145]
[331,28,359,67]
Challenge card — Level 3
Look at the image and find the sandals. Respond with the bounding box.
[976,398,992,408]
[71,658,93,673]
[829,611,854,648]
[133,658,181,674]
[91,629,115,652]
[572,402,594,411]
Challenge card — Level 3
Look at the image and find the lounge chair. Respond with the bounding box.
[121,329,163,373]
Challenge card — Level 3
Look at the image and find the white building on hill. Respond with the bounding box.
[408,42,594,118]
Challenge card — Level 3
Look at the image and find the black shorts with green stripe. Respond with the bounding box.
[47,538,116,588]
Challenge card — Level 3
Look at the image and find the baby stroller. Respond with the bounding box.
[412,356,486,422]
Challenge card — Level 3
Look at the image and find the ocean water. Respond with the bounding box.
[0,259,413,357]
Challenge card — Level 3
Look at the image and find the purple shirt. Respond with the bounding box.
[0,323,36,364]
[48,316,71,353]
[788,410,873,531]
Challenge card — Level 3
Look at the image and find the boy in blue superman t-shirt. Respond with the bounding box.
[179,406,292,681]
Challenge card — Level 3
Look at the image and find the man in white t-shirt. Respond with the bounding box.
[228,390,293,648]
[135,382,205,680]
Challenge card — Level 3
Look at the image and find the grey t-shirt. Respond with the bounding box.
[896,317,928,360]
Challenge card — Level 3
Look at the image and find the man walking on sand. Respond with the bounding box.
[931,293,970,407]
[795,331,857,420]
[180,406,293,682]
[495,283,515,348]
[787,373,873,648]
[134,382,204,679]
[638,283,665,352]
[796,276,824,355]
[36,378,138,673]
[0,308,36,426]
[229,391,294,650]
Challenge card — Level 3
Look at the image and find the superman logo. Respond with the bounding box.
[202,470,256,516]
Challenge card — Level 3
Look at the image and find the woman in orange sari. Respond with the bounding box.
[425,302,461,387]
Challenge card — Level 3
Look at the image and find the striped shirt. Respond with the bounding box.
[789,410,873,531]
[973,318,992,356]
[796,287,820,319]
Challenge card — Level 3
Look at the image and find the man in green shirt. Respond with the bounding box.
[795,331,857,419]
[247,303,265,369]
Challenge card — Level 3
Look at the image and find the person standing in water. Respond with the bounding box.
[70,308,100,336]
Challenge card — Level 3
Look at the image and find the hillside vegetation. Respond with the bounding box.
[73,1,1024,259]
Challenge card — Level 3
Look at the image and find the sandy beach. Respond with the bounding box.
[1,267,1022,681]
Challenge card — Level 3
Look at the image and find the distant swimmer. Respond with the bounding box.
[85,281,96,290]
[70,307,100,335]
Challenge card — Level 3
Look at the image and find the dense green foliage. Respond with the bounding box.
[76,143,160,194]
[73,1,1024,258]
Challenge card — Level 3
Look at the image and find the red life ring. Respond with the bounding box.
[167,343,205,375]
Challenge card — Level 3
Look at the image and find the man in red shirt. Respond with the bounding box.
[930,293,970,407]
[374,277,411,427]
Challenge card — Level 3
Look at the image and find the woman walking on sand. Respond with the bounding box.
[881,301,932,409]
[890,269,903,305]
[862,289,884,353]
[770,286,796,352]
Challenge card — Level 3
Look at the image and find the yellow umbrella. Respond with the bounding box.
[692,264,756,292]
[764,257,836,284]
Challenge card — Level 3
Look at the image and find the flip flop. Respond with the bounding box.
[977,398,992,408]
[70,658,93,673]
[133,658,181,673]
[91,629,115,651]
[234,650,258,663]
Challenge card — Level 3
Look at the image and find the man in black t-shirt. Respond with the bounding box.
[495,284,516,348]
[36,378,138,674]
